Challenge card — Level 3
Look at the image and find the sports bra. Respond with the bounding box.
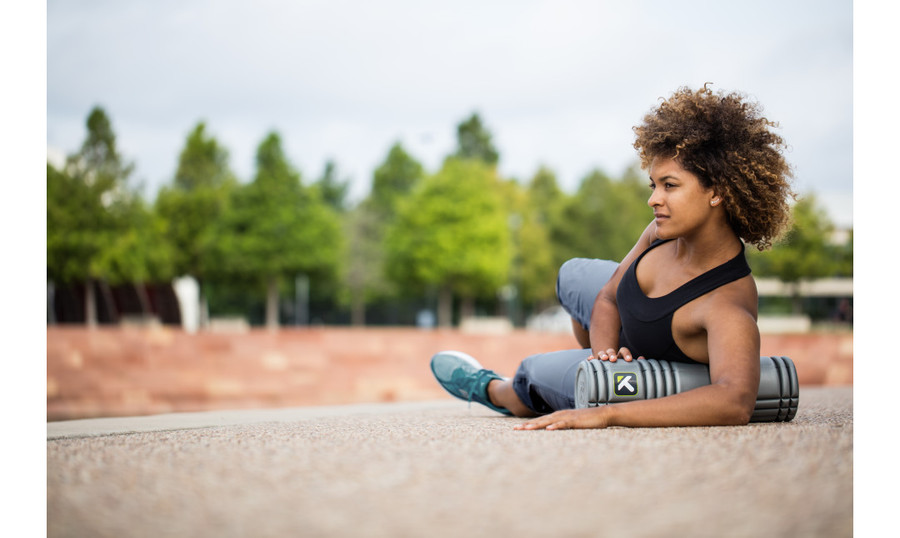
[616,238,751,364]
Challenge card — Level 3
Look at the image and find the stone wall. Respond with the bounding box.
[47,326,853,421]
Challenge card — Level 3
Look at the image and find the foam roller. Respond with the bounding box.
[574,355,799,422]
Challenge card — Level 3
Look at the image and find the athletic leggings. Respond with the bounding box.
[511,258,617,414]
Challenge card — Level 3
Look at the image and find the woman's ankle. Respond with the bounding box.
[488,378,535,417]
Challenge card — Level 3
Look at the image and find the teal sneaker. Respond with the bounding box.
[430,350,513,416]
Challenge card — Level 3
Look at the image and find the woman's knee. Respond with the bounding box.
[556,258,587,308]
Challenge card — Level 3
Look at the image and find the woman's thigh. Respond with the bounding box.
[556,258,618,330]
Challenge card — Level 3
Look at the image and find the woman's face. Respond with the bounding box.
[647,157,718,240]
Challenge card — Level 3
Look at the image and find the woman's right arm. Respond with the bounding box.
[588,220,657,360]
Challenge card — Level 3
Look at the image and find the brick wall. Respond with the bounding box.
[47,326,852,421]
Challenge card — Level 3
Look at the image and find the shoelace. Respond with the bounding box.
[467,369,494,410]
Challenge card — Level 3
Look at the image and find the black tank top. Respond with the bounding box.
[616,239,751,364]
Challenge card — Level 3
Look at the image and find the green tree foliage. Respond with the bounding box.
[555,166,651,263]
[315,159,350,213]
[368,142,425,219]
[831,229,853,277]
[526,166,572,277]
[47,162,116,286]
[502,174,557,310]
[747,195,849,312]
[343,143,425,324]
[453,112,499,165]
[204,132,342,329]
[749,195,838,281]
[47,107,173,325]
[96,197,174,286]
[155,122,236,282]
[342,204,388,324]
[385,158,511,326]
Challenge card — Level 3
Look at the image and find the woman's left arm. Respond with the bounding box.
[515,302,760,430]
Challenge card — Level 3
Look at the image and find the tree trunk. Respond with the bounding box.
[351,293,366,326]
[47,280,56,324]
[85,279,97,329]
[134,282,152,317]
[460,295,475,322]
[437,285,453,328]
[266,275,280,332]
[197,277,209,330]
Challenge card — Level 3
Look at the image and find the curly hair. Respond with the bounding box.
[632,85,795,250]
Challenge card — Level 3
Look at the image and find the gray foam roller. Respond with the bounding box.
[574,355,799,422]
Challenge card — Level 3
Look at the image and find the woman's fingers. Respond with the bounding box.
[597,348,617,361]
[592,347,647,362]
[514,409,609,430]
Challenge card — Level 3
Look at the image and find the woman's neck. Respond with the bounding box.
[670,225,742,271]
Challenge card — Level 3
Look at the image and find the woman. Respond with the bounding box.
[430,85,795,430]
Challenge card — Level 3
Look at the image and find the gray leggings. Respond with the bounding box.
[511,258,617,414]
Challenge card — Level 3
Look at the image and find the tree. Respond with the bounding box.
[343,142,425,325]
[368,142,425,219]
[526,166,572,279]
[155,122,237,324]
[342,204,388,325]
[498,176,557,323]
[555,166,650,263]
[453,112,499,165]
[203,132,342,330]
[315,159,350,213]
[747,195,841,313]
[95,196,175,295]
[47,107,171,325]
[385,158,511,327]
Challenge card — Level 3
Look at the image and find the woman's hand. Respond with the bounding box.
[588,347,644,362]
[514,407,611,431]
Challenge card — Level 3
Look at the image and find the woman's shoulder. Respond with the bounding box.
[696,273,759,321]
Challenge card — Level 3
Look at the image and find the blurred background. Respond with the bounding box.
[46,0,853,421]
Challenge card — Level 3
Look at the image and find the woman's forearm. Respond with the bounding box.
[516,382,755,431]
[588,294,621,355]
[605,383,755,427]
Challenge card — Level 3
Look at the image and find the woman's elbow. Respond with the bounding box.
[718,386,757,426]
[726,402,754,426]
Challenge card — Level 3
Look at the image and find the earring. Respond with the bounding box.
[711,198,720,206]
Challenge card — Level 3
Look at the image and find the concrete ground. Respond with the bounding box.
[47,386,852,538]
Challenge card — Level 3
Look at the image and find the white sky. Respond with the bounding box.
[47,0,852,225]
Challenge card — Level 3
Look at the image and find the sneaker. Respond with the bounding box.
[430,350,512,415]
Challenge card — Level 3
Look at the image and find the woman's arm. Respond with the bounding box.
[515,299,761,430]
[587,221,658,360]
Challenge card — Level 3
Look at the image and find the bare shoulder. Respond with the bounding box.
[692,274,758,324]
[691,279,760,367]
[718,274,758,316]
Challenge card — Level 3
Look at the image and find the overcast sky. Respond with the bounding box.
[47,0,853,226]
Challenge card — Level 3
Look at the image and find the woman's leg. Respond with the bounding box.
[556,258,618,348]
[487,379,536,417]
[571,319,591,349]
[502,348,594,415]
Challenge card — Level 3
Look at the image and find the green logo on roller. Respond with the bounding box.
[614,373,638,396]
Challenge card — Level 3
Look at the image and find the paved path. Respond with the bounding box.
[48,386,852,537]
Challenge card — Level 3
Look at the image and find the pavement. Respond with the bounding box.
[47,386,853,538]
